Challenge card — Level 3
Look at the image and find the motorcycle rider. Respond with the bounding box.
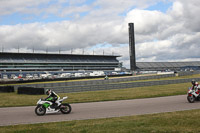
[191,80,199,91]
[45,89,60,108]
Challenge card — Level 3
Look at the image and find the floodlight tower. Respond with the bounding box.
[128,23,137,71]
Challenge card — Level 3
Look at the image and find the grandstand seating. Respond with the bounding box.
[1,52,199,72]
[0,52,120,71]
[136,62,200,71]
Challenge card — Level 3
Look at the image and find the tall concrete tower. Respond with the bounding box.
[128,23,137,71]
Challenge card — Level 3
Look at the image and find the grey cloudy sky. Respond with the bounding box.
[0,0,199,68]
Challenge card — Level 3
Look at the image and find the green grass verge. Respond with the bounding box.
[1,109,200,133]
[0,82,190,107]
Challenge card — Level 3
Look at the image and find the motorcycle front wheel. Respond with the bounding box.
[60,103,72,114]
[187,95,195,103]
[35,105,46,116]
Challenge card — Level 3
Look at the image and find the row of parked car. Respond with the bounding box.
[1,71,131,81]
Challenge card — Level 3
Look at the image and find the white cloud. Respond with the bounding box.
[0,0,50,15]
[169,0,200,32]
[125,9,173,37]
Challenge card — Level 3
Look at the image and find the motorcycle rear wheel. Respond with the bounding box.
[35,105,46,116]
[187,95,195,103]
[60,103,71,114]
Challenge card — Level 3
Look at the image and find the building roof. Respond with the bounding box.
[136,61,200,70]
[0,52,120,64]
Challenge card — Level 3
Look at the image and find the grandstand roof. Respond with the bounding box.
[136,61,200,71]
[0,52,120,63]
[0,52,120,57]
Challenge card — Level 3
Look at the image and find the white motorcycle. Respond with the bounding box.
[187,87,200,103]
[35,96,72,116]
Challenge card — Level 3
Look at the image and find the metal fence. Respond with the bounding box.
[49,78,200,93]
[13,73,175,89]
[12,74,200,93]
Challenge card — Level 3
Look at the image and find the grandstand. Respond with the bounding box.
[1,52,200,74]
[0,52,121,71]
[136,62,200,71]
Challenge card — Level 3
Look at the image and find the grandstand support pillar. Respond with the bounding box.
[128,23,137,71]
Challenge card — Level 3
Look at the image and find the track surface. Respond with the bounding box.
[1,95,200,126]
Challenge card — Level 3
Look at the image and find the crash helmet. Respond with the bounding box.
[45,89,51,95]
[191,80,196,85]
[195,82,199,86]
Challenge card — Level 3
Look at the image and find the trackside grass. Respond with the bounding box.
[1,109,200,133]
[0,82,190,107]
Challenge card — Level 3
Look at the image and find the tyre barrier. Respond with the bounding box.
[18,87,45,95]
[0,86,14,93]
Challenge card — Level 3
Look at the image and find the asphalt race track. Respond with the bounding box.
[1,95,200,126]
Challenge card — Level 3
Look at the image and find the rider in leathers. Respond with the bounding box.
[191,80,199,91]
[45,89,60,108]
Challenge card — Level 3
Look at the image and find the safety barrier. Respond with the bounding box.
[18,87,44,95]
[49,78,200,93]
[14,77,200,93]
[6,71,200,93]
[0,86,14,93]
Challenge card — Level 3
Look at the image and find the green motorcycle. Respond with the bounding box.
[35,96,71,116]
